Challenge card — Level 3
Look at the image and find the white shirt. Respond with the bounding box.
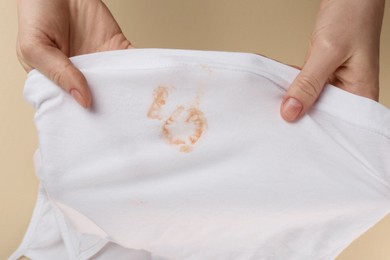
[9,48,390,260]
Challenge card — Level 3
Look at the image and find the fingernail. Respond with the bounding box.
[282,97,303,122]
[70,89,87,108]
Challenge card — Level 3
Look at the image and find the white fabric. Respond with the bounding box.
[9,48,390,260]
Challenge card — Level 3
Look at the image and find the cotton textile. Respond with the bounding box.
[9,48,390,260]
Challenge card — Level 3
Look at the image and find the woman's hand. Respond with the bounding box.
[16,0,133,108]
[280,0,385,122]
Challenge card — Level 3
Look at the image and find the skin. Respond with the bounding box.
[16,0,133,108]
[281,0,385,122]
[17,0,385,122]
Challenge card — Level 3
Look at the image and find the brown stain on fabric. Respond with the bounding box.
[147,85,207,153]
[162,105,207,152]
[200,64,213,76]
[147,86,169,120]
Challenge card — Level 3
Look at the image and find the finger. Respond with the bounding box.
[21,42,92,109]
[280,45,343,122]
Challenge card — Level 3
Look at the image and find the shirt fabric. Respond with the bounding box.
[9,48,390,260]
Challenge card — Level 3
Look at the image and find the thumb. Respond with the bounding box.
[280,46,341,122]
[21,43,92,109]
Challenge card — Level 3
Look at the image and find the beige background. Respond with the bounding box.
[1,0,389,259]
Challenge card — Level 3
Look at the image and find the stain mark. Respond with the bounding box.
[180,145,193,153]
[200,64,213,75]
[147,85,207,153]
[162,105,207,153]
[147,86,170,120]
[129,198,147,204]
